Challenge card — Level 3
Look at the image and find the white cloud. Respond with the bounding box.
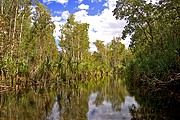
[51,0,130,52]
[78,4,89,10]
[91,0,102,3]
[51,10,70,23]
[53,21,62,40]
[52,16,62,21]
[74,10,88,19]
[51,11,70,39]
[74,0,129,52]
[78,0,83,4]
[43,0,68,4]
[54,10,62,14]
[61,10,70,20]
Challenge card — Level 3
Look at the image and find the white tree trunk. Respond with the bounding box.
[11,4,18,57]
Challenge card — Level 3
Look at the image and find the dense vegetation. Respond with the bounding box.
[113,0,180,116]
[0,0,130,91]
[0,1,59,90]
[0,0,179,105]
[114,0,180,81]
[0,0,180,119]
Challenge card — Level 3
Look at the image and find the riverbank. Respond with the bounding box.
[126,70,180,119]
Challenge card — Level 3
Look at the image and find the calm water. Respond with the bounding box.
[0,77,179,120]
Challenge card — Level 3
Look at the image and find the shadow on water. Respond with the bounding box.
[126,79,180,120]
[0,76,179,120]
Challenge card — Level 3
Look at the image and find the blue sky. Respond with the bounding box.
[39,0,130,51]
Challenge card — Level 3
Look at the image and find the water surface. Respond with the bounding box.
[0,77,178,120]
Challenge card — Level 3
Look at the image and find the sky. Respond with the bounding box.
[39,0,148,52]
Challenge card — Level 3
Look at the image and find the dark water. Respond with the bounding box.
[0,77,178,120]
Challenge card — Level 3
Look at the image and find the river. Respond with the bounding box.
[0,77,178,120]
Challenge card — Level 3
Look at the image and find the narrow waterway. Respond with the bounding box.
[46,77,139,120]
[0,77,178,120]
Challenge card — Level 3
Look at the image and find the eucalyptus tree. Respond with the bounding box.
[32,2,58,65]
[93,37,126,75]
[60,15,89,61]
[109,37,125,69]
[59,14,90,80]
[28,2,59,83]
[3,0,32,54]
[0,0,32,58]
[0,0,59,87]
[0,0,33,86]
[93,40,107,64]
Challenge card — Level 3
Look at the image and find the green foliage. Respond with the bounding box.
[92,37,128,75]
[0,1,59,88]
[59,14,90,80]
[17,60,30,77]
[113,0,180,104]
[0,0,131,88]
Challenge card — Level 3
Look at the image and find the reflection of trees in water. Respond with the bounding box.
[93,77,129,112]
[87,77,139,120]
[127,83,180,120]
[57,84,89,120]
[0,76,132,120]
[0,88,56,120]
[55,76,130,119]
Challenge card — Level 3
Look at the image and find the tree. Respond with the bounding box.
[109,37,125,68]
[93,40,105,61]
[59,14,90,80]
[0,1,59,87]
[113,0,180,54]
[113,0,180,103]
[31,2,59,65]
[0,0,32,59]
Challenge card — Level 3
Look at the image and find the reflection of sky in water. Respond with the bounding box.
[87,92,139,120]
[46,96,60,120]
